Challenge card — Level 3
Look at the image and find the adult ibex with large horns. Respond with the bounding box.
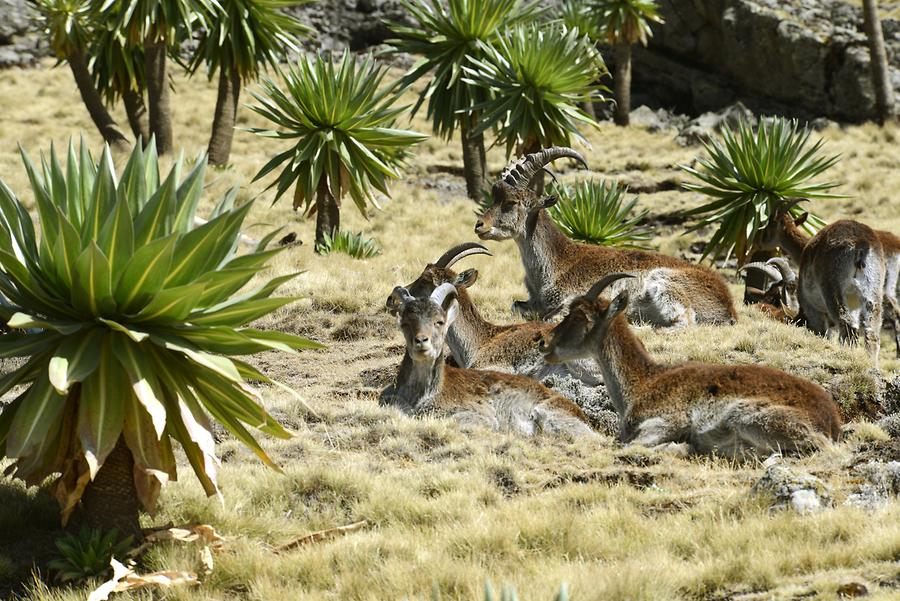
[474,147,737,328]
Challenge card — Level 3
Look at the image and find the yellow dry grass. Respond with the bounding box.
[0,60,899,600]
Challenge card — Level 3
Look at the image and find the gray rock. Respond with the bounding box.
[0,0,31,44]
[751,458,832,513]
[676,101,757,145]
[540,373,618,437]
[844,461,900,509]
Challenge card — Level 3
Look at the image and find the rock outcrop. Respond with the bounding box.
[631,0,900,121]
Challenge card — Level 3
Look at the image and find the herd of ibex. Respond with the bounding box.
[380,146,898,459]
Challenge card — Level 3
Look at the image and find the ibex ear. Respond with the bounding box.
[539,195,558,209]
[606,291,630,319]
[794,212,809,227]
[455,269,478,289]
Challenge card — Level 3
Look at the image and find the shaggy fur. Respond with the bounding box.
[537,285,842,457]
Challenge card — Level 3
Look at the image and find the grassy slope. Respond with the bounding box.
[0,61,899,600]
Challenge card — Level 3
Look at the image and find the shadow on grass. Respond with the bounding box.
[0,481,63,599]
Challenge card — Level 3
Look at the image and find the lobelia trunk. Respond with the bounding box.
[613,43,632,127]
[314,178,340,253]
[460,112,489,202]
[862,0,897,124]
[67,49,131,152]
[145,40,174,154]
[581,100,596,120]
[79,437,142,541]
[207,65,241,167]
[122,87,150,145]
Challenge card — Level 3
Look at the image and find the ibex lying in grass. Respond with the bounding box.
[381,284,597,438]
[739,257,801,324]
[474,147,737,328]
[757,211,887,361]
[385,243,599,384]
[537,274,843,457]
[875,229,900,356]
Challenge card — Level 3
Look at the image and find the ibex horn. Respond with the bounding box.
[434,242,492,269]
[585,272,636,300]
[775,197,809,214]
[429,282,457,307]
[500,147,589,190]
[766,257,796,285]
[738,262,782,284]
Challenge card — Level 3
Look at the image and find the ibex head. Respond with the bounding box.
[739,257,800,319]
[393,283,459,362]
[386,243,491,315]
[474,147,588,241]
[537,273,635,363]
[756,199,809,252]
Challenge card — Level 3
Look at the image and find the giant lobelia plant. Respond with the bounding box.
[0,139,320,537]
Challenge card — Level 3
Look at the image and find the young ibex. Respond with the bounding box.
[757,210,887,361]
[738,257,801,324]
[385,243,599,384]
[381,284,597,438]
[536,274,843,457]
[474,147,737,327]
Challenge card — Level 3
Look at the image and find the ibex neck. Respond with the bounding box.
[447,288,503,368]
[779,226,809,263]
[393,352,445,412]
[592,316,659,417]
[515,210,577,300]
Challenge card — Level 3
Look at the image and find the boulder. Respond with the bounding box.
[751,457,832,513]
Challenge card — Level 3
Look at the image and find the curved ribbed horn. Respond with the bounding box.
[500,147,589,189]
[766,257,796,284]
[775,197,809,215]
[738,262,783,284]
[434,242,492,269]
[429,282,457,308]
[585,272,635,300]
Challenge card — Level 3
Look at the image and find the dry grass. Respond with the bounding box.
[0,60,899,600]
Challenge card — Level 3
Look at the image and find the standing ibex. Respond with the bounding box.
[381,284,597,438]
[474,147,737,327]
[537,274,843,457]
[757,210,887,361]
[386,243,599,384]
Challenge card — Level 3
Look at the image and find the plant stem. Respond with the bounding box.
[614,43,632,127]
[67,49,131,152]
[145,39,174,154]
[79,437,142,541]
[314,177,340,253]
[460,111,489,201]
[208,65,241,166]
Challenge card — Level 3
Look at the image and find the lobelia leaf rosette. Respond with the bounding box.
[0,139,321,524]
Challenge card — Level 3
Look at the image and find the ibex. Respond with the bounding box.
[738,257,801,324]
[536,274,843,457]
[875,229,900,356]
[381,284,597,438]
[474,147,737,328]
[756,210,887,361]
[385,243,599,384]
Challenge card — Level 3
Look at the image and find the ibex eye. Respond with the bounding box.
[436,321,445,326]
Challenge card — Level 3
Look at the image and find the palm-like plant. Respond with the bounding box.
[31,0,131,150]
[388,0,543,201]
[465,23,606,192]
[594,0,664,126]
[94,0,217,154]
[559,0,604,120]
[89,25,149,142]
[189,0,312,167]
[248,51,427,252]
[681,117,843,263]
[548,179,651,247]
[0,140,320,538]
